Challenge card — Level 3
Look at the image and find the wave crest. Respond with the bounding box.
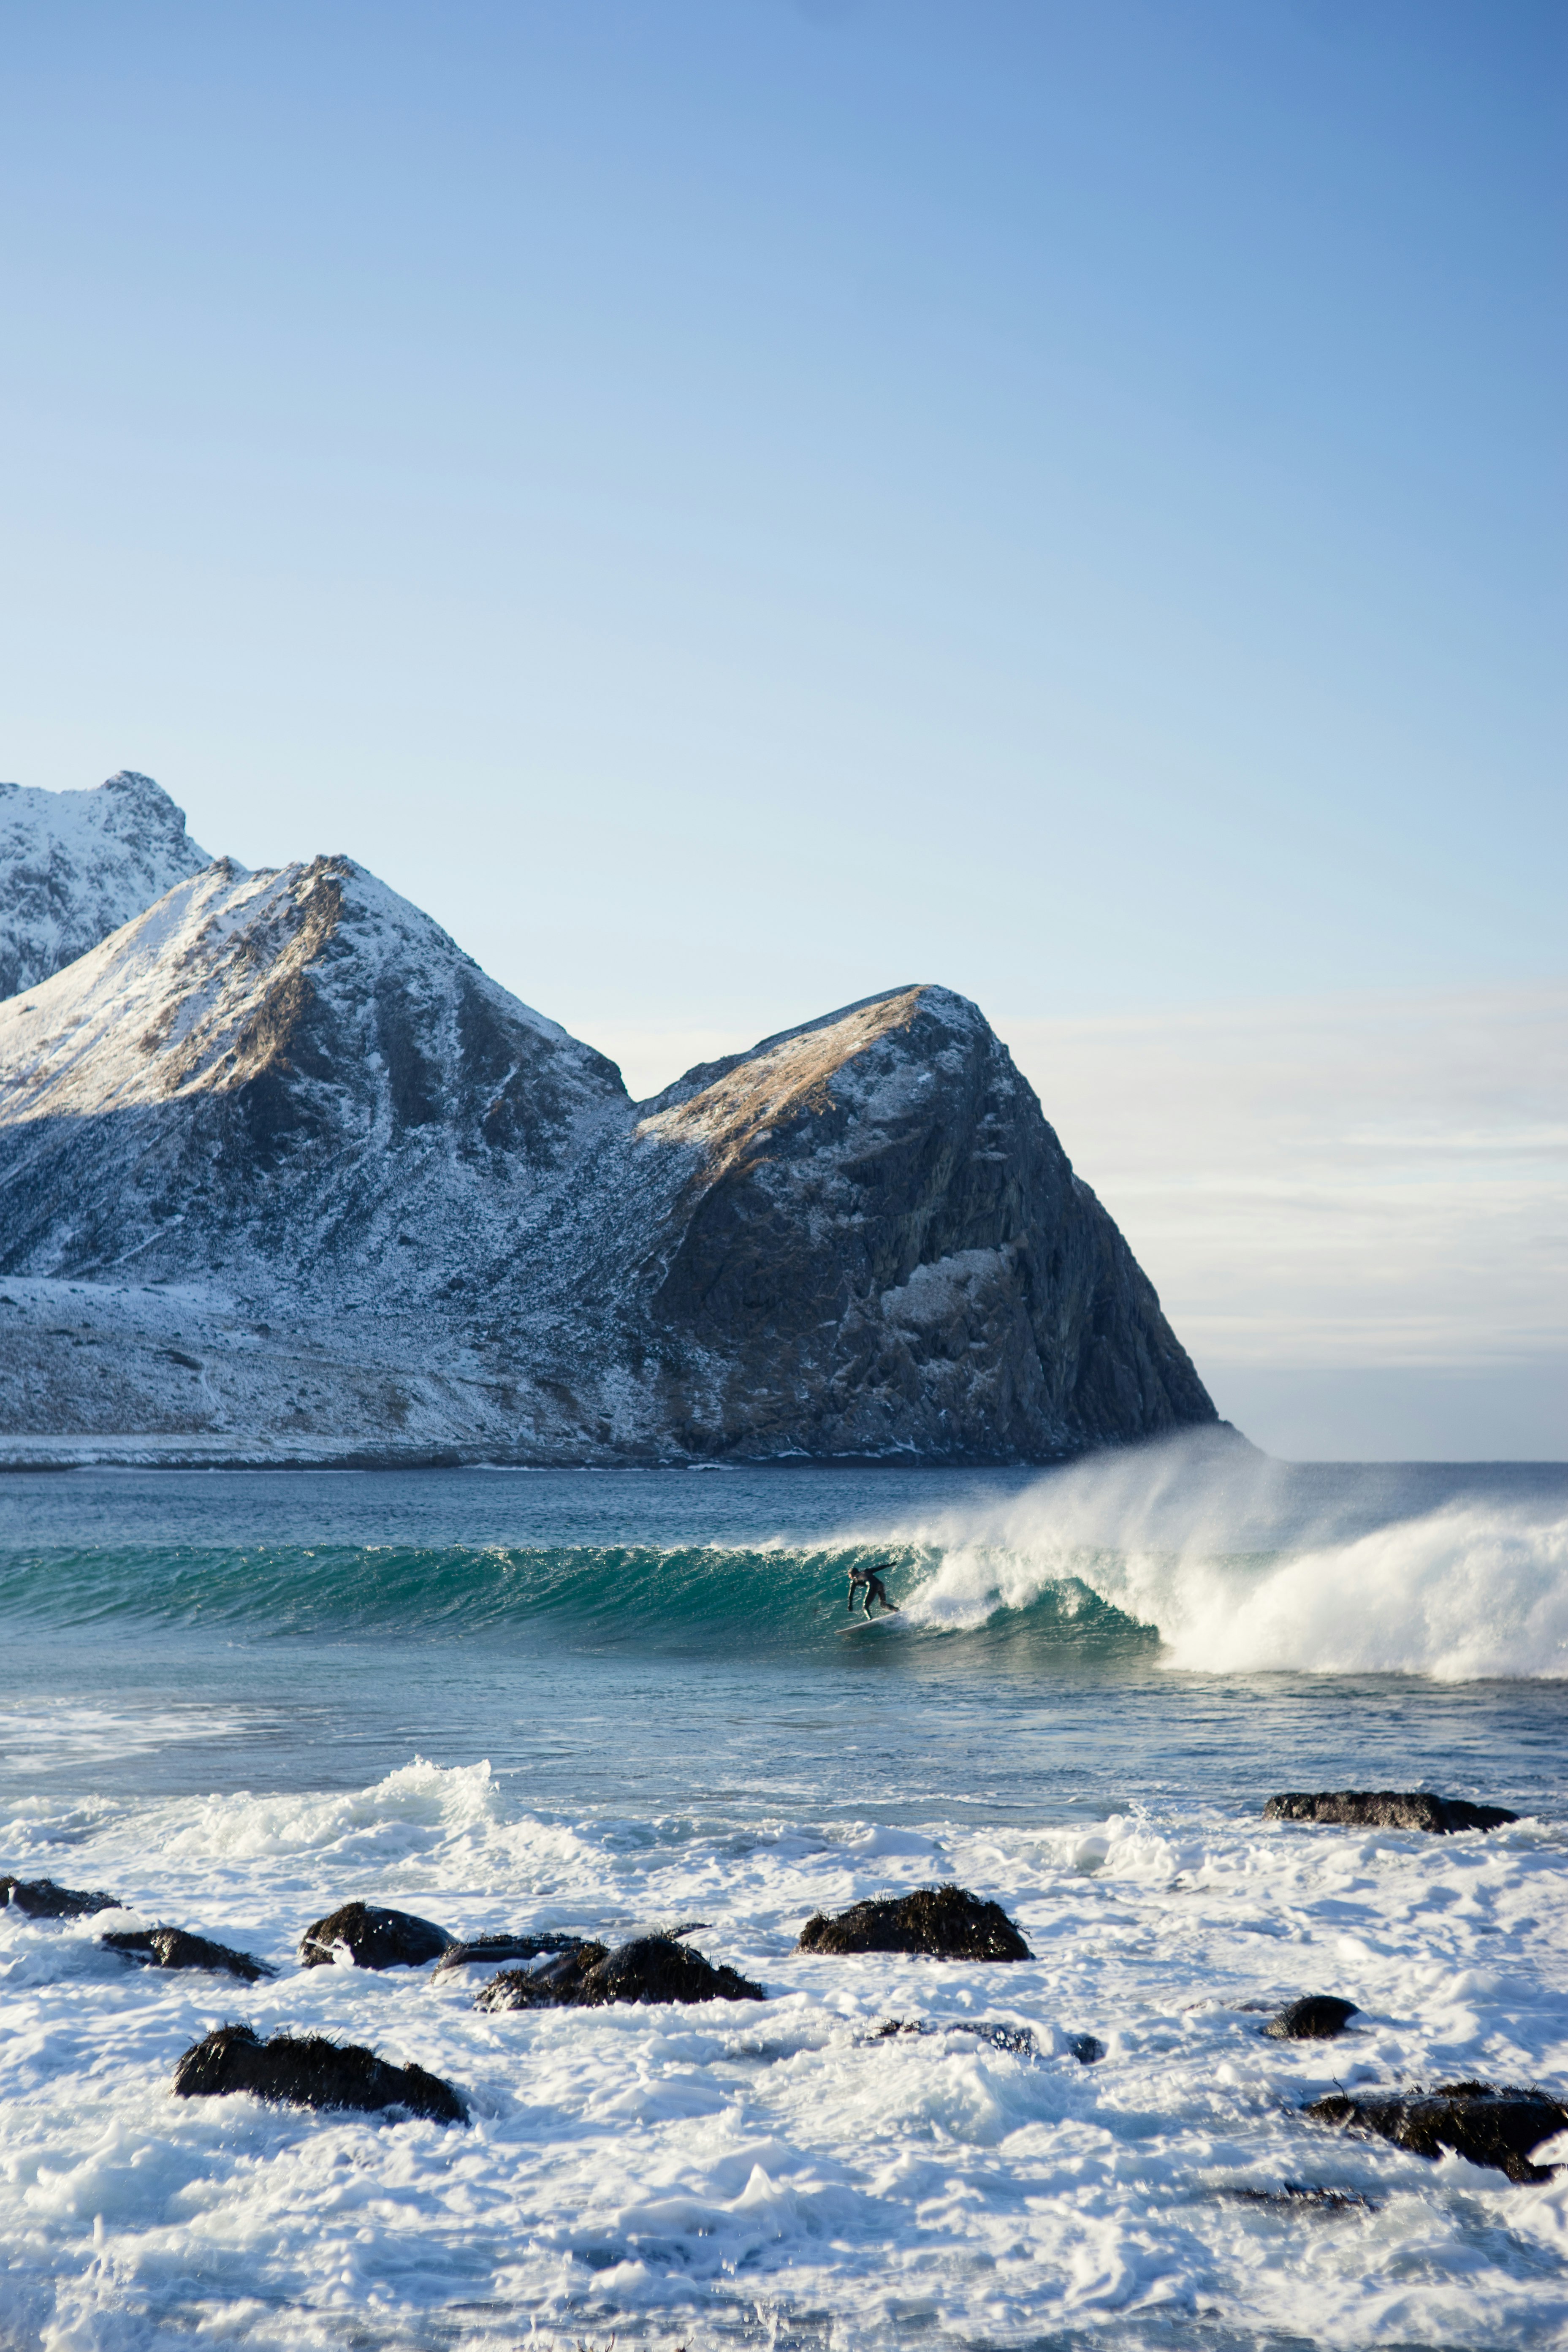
[899,1499,1568,1679]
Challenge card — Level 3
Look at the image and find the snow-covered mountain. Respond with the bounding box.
[0,849,1220,1465]
[0,771,210,1002]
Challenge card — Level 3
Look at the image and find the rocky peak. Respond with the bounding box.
[0,854,629,1290]
[0,769,211,1003]
[0,885,1220,1465]
[611,983,1215,1460]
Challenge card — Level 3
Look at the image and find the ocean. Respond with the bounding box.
[1,1440,1565,2352]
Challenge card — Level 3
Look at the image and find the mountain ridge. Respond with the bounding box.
[0,770,210,1002]
[0,778,1222,1466]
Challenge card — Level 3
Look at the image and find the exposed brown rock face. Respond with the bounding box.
[173,2023,467,2123]
[1264,1792,1519,1835]
[0,844,1223,1465]
[797,1885,1032,1961]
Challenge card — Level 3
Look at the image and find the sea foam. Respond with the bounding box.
[3,1755,1565,2352]
[882,1443,1568,1677]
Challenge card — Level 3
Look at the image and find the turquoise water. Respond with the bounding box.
[3,1456,1565,1818]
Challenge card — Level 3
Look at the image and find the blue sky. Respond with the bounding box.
[1,1,1563,1452]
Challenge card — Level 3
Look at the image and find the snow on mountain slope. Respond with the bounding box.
[0,854,630,1292]
[0,771,210,1002]
[0,869,1220,1464]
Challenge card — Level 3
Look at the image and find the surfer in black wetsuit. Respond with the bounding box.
[848,1562,899,1618]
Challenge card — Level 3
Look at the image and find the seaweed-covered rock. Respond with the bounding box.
[472,1942,609,2010]
[433,1932,586,1978]
[475,1935,763,2011]
[0,1874,119,1919]
[797,1885,1031,1961]
[575,1936,765,2006]
[172,2023,466,2123]
[1264,1791,1518,1835]
[1305,2081,1568,2184]
[104,1927,275,1982]
[1264,1996,1358,2041]
[298,1901,450,1970]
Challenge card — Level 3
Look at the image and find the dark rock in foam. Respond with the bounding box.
[474,1934,764,2011]
[573,1935,765,2007]
[103,1927,276,1982]
[797,1885,1031,1961]
[433,1931,587,1977]
[1264,1791,1519,1835]
[473,1942,608,2010]
[1305,2081,1568,2183]
[298,1901,450,1970]
[1263,1996,1358,2041]
[1,1874,119,1919]
[173,2022,466,2123]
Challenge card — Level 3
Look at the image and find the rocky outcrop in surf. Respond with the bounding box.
[573,1935,766,2007]
[1265,1792,1519,1834]
[104,1927,276,1981]
[173,2023,467,2122]
[0,781,1223,1466]
[473,1943,609,2009]
[1,1875,119,1918]
[433,1932,588,1978]
[1305,2081,1567,2183]
[0,772,209,1001]
[299,1901,451,1969]
[797,1885,1032,1961]
[474,1934,765,2010]
[1262,1996,1357,2041]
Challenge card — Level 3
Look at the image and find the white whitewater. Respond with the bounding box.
[1,1455,1564,2350]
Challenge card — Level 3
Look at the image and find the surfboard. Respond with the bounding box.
[838,1613,902,1635]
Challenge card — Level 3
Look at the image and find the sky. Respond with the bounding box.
[0,0,1563,1457]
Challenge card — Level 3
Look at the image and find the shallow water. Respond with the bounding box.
[2,1443,1566,2350]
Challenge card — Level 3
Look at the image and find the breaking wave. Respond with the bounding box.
[3,1495,1565,1677]
[894,1444,1567,1678]
[0,1536,1150,1659]
[893,1506,1568,1679]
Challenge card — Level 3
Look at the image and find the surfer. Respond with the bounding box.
[848,1562,899,1618]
